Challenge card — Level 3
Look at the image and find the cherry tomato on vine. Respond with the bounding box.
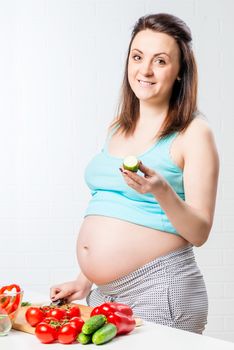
[65,305,81,318]
[40,305,51,315]
[47,307,66,321]
[57,323,78,344]
[35,322,58,344]
[69,316,84,333]
[25,307,45,327]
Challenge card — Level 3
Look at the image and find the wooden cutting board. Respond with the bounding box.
[12,303,142,334]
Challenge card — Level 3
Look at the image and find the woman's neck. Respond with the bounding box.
[138,101,168,129]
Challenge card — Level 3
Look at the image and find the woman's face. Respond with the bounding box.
[128,29,181,105]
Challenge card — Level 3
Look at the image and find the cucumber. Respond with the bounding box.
[123,155,139,172]
[92,323,117,345]
[82,314,107,335]
[77,332,92,344]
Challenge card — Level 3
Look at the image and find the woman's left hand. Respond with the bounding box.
[119,161,167,196]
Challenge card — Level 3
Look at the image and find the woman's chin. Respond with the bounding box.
[136,94,158,103]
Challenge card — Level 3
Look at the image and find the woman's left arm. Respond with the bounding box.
[120,121,219,247]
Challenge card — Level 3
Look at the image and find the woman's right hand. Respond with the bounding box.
[50,272,93,303]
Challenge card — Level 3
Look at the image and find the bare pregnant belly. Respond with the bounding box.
[77,215,189,285]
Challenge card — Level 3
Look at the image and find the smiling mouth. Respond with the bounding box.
[138,80,156,86]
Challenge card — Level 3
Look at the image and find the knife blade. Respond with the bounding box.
[50,298,68,307]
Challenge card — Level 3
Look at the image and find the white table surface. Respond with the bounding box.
[1,290,234,350]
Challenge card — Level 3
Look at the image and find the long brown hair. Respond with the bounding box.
[109,13,198,139]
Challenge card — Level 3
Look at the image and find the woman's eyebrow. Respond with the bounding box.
[131,48,170,58]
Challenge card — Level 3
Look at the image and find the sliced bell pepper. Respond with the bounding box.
[0,284,21,315]
[0,295,11,308]
[0,284,21,294]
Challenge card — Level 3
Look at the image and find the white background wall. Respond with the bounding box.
[0,0,233,343]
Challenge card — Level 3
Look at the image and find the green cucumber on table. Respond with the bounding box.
[77,332,92,344]
[82,314,107,335]
[92,323,117,345]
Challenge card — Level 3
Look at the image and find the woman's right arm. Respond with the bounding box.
[50,271,93,303]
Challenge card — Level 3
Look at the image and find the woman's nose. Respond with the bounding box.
[140,60,154,76]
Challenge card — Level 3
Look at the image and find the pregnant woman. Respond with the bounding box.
[50,13,219,334]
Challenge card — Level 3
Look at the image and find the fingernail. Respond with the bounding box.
[119,168,123,172]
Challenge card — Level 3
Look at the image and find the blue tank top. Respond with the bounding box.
[84,125,184,235]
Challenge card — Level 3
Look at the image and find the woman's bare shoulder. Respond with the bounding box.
[179,115,219,171]
[181,115,215,144]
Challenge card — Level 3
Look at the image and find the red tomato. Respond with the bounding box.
[35,322,58,344]
[57,323,78,344]
[47,307,66,321]
[69,316,84,333]
[42,316,59,323]
[40,306,51,315]
[42,317,61,331]
[25,307,45,327]
[65,305,81,318]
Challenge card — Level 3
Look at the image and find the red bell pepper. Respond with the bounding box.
[107,311,136,335]
[0,284,21,315]
[90,302,133,317]
[0,294,11,309]
[0,284,21,296]
[0,285,12,309]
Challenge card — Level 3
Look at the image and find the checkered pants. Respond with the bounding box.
[86,244,208,334]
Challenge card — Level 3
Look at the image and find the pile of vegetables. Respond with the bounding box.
[25,302,136,345]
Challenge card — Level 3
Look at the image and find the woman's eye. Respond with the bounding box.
[132,55,141,61]
[156,58,166,65]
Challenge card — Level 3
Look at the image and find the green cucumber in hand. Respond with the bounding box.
[123,156,139,172]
